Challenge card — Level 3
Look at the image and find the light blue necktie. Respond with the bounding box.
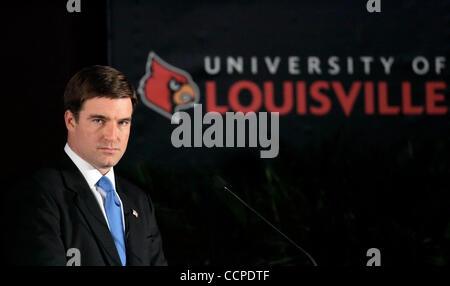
[97,176,126,266]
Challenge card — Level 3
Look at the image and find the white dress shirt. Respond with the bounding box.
[64,143,125,232]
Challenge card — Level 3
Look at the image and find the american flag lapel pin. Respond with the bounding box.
[132,209,139,218]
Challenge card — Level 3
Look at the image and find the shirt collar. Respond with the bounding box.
[64,143,116,190]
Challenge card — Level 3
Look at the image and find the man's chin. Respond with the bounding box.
[94,154,123,170]
[96,160,117,170]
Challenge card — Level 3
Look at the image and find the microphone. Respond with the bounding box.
[213,175,318,266]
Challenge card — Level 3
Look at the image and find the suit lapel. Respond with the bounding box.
[59,154,122,266]
[115,179,145,266]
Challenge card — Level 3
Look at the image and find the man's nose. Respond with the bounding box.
[103,122,118,140]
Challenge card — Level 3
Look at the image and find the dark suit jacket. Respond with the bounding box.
[3,153,167,266]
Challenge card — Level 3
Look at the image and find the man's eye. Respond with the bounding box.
[119,121,129,126]
[93,119,103,124]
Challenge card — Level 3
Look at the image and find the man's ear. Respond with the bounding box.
[64,110,77,131]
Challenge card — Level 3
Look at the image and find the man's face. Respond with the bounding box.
[65,97,133,174]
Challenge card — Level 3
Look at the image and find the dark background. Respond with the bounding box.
[1,0,449,266]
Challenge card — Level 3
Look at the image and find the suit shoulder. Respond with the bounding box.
[12,167,67,202]
[7,167,64,211]
[33,167,61,179]
[31,167,64,190]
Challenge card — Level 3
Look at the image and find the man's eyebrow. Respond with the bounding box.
[88,114,132,122]
[88,114,110,120]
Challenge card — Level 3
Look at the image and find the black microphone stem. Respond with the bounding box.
[223,186,318,266]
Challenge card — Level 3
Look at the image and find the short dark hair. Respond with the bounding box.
[64,65,138,119]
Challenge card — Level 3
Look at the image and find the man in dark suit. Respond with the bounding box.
[3,65,167,266]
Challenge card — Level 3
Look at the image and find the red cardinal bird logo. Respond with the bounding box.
[138,52,200,120]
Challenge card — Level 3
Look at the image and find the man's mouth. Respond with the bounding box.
[98,147,120,153]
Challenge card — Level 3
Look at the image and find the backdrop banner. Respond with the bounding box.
[108,0,450,266]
